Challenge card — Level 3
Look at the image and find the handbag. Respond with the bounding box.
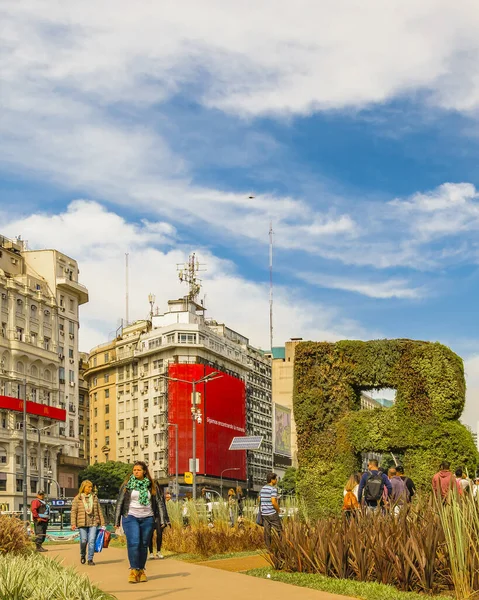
[103,530,111,548]
[256,510,263,527]
[94,528,105,553]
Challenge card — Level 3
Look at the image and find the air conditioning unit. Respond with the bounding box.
[69,334,74,339]
[140,372,144,377]
[60,331,64,336]
[60,307,65,312]
[69,382,75,387]
[44,309,50,316]
[140,445,144,450]
[16,298,23,305]
[69,359,74,364]
[31,305,37,311]
[59,428,65,436]
[154,386,159,391]
[64,267,70,273]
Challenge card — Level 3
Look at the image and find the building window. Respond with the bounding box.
[104,374,109,383]
[0,445,6,464]
[105,420,110,430]
[94,408,98,417]
[59,295,64,307]
[166,334,175,344]
[144,436,149,447]
[105,404,110,414]
[69,321,74,335]
[179,333,196,344]
[105,389,110,399]
[69,299,74,311]
[94,439,98,448]
[105,436,110,446]
[69,370,74,384]
[94,423,98,433]
[69,348,74,359]
[132,416,138,428]
[16,479,23,492]
[0,478,6,492]
[104,352,109,362]
[93,377,97,386]
[59,367,65,384]
[119,419,124,430]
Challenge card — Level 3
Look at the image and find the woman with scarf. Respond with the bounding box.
[115,461,169,584]
[71,480,105,565]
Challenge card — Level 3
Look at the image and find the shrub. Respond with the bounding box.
[163,521,263,557]
[0,516,33,555]
[0,553,115,599]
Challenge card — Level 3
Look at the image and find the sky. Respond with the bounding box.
[1,2,479,429]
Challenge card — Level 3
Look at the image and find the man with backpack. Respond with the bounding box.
[358,459,392,510]
[388,467,409,513]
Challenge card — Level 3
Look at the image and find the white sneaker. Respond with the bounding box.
[156,553,164,559]
[149,554,156,560]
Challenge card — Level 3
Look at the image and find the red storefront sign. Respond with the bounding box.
[0,395,66,422]
[168,364,246,481]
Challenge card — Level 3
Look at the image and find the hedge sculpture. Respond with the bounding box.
[294,339,478,517]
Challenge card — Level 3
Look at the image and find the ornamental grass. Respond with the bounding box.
[266,495,479,598]
[0,553,115,600]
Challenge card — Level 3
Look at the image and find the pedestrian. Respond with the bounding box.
[387,467,409,513]
[432,461,462,501]
[30,490,50,552]
[455,468,471,494]
[236,486,245,518]
[358,459,392,510]
[71,480,105,565]
[228,488,236,527]
[115,461,169,584]
[149,484,170,560]
[259,472,282,550]
[395,465,416,501]
[342,473,360,518]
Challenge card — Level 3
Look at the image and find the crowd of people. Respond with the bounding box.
[342,458,477,516]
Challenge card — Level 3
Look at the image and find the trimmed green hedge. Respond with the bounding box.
[294,340,478,517]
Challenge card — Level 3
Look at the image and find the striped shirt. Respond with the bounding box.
[260,485,278,516]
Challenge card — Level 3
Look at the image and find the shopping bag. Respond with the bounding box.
[103,530,111,548]
[94,528,105,553]
[256,510,263,527]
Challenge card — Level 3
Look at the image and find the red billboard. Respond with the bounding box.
[0,395,66,421]
[167,364,246,481]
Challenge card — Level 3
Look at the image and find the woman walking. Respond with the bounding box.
[115,461,169,584]
[71,480,105,565]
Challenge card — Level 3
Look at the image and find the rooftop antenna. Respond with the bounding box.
[148,293,156,321]
[269,221,274,352]
[125,253,129,325]
[177,253,206,303]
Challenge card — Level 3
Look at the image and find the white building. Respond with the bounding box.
[0,235,88,511]
[87,295,273,491]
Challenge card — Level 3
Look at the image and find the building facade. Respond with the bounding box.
[0,235,88,511]
[85,296,273,493]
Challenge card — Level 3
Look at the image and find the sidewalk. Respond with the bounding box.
[49,544,358,600]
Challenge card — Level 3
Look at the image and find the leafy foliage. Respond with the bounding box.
[294,340,479,517]
[279,467,297,495]
[78,460,132,498]
[0,516,32,555]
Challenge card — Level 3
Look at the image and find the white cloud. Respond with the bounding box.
[1,201,369,351]
[298,273,424,299]
[3,1,479,117]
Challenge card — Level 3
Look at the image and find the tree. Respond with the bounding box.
[280,467,297,495]
[78,461,132,498]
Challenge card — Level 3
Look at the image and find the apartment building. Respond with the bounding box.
[0,235,88,510]
[85,296,273,492]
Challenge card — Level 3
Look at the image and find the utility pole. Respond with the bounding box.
[269,222,274,352]
[22,379,28,523]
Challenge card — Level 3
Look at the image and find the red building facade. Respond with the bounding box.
[167,364,246,481]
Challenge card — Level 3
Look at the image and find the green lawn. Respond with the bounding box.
[246,568,453,600]
[165,549,261,562]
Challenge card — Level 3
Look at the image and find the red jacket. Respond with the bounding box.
[31,498,50,521]
[432,470,462,498]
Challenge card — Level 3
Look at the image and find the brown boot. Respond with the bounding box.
[138,569,147,583]
[128,569,139,584]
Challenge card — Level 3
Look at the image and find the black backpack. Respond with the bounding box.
[364,472,384,502]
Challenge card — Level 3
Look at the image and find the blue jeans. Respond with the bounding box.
[122,515,154,570]
[79,526,98,561]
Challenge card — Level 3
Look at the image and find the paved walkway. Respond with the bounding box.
[49,544,357,600]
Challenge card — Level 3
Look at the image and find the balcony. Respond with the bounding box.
[56,277,89,305]
[58,455,88,469]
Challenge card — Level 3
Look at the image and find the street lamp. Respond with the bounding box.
[220,467,241,498]
[159,371,222,499]
[28,424,56,493]
[167,422,179,500]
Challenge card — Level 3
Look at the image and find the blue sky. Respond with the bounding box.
[1,1,479,428]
